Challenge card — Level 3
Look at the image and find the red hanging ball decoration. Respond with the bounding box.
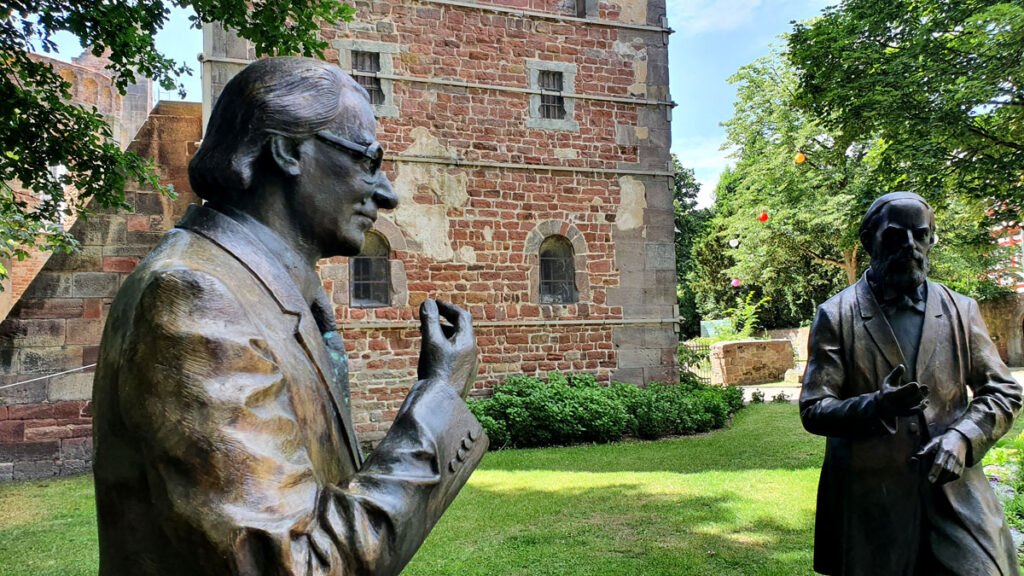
[757,211,769,222]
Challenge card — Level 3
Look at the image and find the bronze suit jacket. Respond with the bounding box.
[93,204,488,575]
[800,276,1021,576]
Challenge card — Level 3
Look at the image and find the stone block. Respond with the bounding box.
[59,459,91,476]
[0,462,11,482]
[8,403,55,419]
[65,318,105,345]
[60,436,93,461]
[76,215,126,246]
[23,273,74,298]
[13,298,84,320]
[45,246,102,272]
[73,272,120,298]
[19,347,83,374]
[13,459,55,481]
[0,378,47,405]
[0,319,66,347]
[134,192,166,216]
[617,348,662,369]
[47,373,94,402]
[0,439,60,462]
[611,367,643,385]
[0,421,25,442]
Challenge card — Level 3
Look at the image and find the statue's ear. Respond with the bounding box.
[859,229,872,255]
[268,134,303,177]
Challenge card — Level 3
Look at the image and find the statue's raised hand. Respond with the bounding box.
[876,364,929,419]
[418,299,478,398]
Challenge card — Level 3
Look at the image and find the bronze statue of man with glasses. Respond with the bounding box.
[92,57,487,576]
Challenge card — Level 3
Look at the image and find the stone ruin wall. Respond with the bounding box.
[0,102,200,482]
[709,339,795,387]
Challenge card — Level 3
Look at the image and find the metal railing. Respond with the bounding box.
[679,341,712,385]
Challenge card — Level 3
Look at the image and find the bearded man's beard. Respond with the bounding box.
[874,248,929,294]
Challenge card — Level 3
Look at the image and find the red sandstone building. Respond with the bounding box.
[0,0,677,480]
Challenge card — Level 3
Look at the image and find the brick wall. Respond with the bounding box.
[201,0,678,443]
[710,339,795,386]
[0,102,201,481]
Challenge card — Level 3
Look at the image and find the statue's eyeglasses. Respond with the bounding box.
[314,131,384,174]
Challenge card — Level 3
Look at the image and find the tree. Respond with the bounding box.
[1,1,354,277]
[788,0,1024,207]
[672,155,710,338]
[692,46,1008,330]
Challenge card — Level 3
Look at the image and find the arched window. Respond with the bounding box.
[350,231,390,308]
[539,235,577,304]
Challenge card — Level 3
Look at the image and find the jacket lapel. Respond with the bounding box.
[175,204,362,469]
[915,280,944,383]
[856,276,906,372]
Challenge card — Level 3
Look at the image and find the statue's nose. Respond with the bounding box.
[373,175,398,210]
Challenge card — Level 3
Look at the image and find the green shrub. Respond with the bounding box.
[472,372,745,449]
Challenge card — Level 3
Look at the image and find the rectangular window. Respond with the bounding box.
[352,51,384,105]
[538,71,565,120]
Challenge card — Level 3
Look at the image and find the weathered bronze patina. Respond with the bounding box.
[801,192,1022,575]
[92,57,487,575]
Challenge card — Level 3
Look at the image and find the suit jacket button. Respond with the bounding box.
[449,459,458,473]
[908,421,919,433]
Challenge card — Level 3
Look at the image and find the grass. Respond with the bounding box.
[0,404,824,575]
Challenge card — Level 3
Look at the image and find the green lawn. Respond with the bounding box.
[1,404,824,575]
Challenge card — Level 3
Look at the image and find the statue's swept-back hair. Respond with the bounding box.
[859,191,937,253]
[188,57,368,202]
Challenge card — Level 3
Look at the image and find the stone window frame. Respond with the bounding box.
[525,59,579,132]
[333,39,399,118]
[325,218,408,308]
[525,220,589,305]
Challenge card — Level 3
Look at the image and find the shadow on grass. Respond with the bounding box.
[411,481,817,576]
[480,403,826,475]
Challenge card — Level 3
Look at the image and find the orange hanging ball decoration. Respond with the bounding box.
[758,211,769,222]
[794,152,806,164]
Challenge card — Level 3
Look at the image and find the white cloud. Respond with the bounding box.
[667,0,764,36]
[673,136,734,207]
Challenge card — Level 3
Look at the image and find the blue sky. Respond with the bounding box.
[667,0,833,204]
[48,0,833,205]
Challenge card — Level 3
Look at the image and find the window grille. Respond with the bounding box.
[539,235,577,304]
[538,71,566,120]
[350,231,390,308]
[352,51,384,105]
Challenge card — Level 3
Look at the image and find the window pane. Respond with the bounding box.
[352,51,384,105]
[538,235,577,304]
[351,232,391,308]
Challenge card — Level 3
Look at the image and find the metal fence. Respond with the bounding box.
[679,341,712,385]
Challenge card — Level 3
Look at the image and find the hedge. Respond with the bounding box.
[468,372,745,449]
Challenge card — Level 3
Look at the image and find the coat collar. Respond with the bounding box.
[175,203,362,468]
[856,273,944,379]
[856,274,906,371]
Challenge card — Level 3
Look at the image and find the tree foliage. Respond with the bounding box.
[672,155,710,338]
[689,46,1009,330]
[1,1,354,276]
[788,0,1024,206]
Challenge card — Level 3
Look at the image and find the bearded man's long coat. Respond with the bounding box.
[800,276,1021,575]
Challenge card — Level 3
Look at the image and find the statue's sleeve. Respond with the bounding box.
[121,268,486,576]
[800,305,897,438]
[949,297,1022,467]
